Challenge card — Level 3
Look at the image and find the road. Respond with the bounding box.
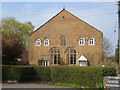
[2,83,70,88]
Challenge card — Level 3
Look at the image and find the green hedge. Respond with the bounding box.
[2,66,20,81]
[35,67,51,82]
[2,66,117,88]
[51,67,103,88]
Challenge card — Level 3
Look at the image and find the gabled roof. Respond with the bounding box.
[29,8,102,36]
[78,55,87,61]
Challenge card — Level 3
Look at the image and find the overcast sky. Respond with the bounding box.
[1,1,119,56]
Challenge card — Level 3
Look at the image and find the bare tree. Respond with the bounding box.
[103,37,113,57]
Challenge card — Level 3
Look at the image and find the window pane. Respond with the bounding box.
[35,39,40,45]
[54,54,57,64]
[44,38,49,46]
[66,54,69,64]
[89,38,94,45]
[74,54,76,64]
[50,54,53,64]
[58,54,60,64]
[79,38,84,45]
[80,62,87,66]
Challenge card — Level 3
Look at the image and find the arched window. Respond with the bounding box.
[44,38,49,46]
[79,38,85,45]
[88,38,94,45]
[35,39,41,46]
[50,47,60,64]
[60,35,66,45]
[66,48,77,65]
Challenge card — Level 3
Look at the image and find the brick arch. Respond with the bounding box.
[49,47,61,53]
[64,47,78,54]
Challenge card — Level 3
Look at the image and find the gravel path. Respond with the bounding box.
[2,83,70,88]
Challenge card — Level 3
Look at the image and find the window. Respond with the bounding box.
[79,62,88,66]
[60,35,66,45]
[42,61,49,66]
[44,38,49,46]
[89,38,94,45]
[66,48,77,65]
[79,38,85,45]
[35,39,41,46]
[50,47,60,64]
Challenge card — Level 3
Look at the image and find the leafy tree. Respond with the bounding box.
[1,17,34,65]
[2,32,24,64]
[103,37,113,57]
[1,17,34,48]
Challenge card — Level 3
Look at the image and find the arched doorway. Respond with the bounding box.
[66,48,77,65]
[50,47,61,65]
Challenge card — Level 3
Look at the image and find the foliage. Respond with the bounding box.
[18,67,37,82]
[34,67,51,81]
[2,66,116,88]
[102,37,113,57]
[102,66,117,76]
[2,33,24,65]
[58,58,65,65]
[38,59,44,65]
[1,17,34,65]
[51,67,103,88]
[1,17,34,48]
[2,66,20,81]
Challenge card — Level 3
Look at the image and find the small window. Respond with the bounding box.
[89,38,94,45]
[44,38,49,46]
[42,61,49,66]
[60,35,66,46]
[79,38,85,45]
[35,39,41,46]
[79,62,88,66]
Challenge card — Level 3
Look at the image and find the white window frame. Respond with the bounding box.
[44,38,49,46]
[79,61,88,66]
[88,38,94,45]
[79,38,85,45]
[42,61,49,66]
[35,39,41,46]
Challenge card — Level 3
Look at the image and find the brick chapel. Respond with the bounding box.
[28,9,103,66]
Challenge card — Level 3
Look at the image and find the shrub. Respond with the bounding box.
[102,66,117,76]
[34,67,51,82]
[38,59,44,65]
[2,66,117,88]
[51,66,103,88]
[2,66,20,81]
[18,67,37,82]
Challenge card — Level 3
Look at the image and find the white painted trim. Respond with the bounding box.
[44,38,49,46]
[79,38,85,45]
[35,39,41,46]
[78,55,87,61]
[88,38,94,45]
[42,61,49,66]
